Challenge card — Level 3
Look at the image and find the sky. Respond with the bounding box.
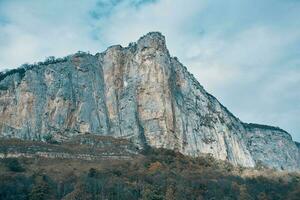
[0,0,299,141]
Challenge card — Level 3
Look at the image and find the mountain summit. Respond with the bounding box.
[0,32,299,170]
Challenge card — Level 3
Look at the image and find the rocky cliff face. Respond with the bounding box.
[0,32,299,170]
[244,123,300,171]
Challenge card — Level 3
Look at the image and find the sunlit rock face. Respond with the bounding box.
[0,32,299,170]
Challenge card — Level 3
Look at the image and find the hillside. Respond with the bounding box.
[0,139,299,200]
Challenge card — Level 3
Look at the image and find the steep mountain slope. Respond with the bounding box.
[0,32,299,170]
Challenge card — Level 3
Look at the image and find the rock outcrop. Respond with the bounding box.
[0,32,299,170]
[244,123,299,171]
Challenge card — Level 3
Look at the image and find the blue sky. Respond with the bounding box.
[0,0,299,141]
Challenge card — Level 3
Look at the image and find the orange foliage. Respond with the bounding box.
[148,161,163,172]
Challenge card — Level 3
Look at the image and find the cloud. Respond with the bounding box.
[0,0,299,141]
[0,0,102,68]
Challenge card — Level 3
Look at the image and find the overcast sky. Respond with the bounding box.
[0,0,299,141]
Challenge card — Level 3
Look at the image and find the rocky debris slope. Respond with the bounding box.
[0,32,299,170]
[0,135,138,160]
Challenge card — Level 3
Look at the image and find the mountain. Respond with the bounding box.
[0,32,299,171]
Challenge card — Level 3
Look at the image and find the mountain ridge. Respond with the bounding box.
[0,32,299,171]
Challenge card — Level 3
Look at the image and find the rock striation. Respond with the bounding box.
[0,135,138,161]
[0,32,299,170]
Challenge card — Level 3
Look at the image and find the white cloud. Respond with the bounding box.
[0,0,101,68]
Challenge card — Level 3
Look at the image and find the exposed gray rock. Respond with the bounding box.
[244,123,300,171]
[0,32,299,170]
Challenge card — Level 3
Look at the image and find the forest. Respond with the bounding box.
[0,147,299,200]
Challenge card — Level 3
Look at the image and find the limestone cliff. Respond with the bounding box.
[0,32,299,170]
[244,123,300,171]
